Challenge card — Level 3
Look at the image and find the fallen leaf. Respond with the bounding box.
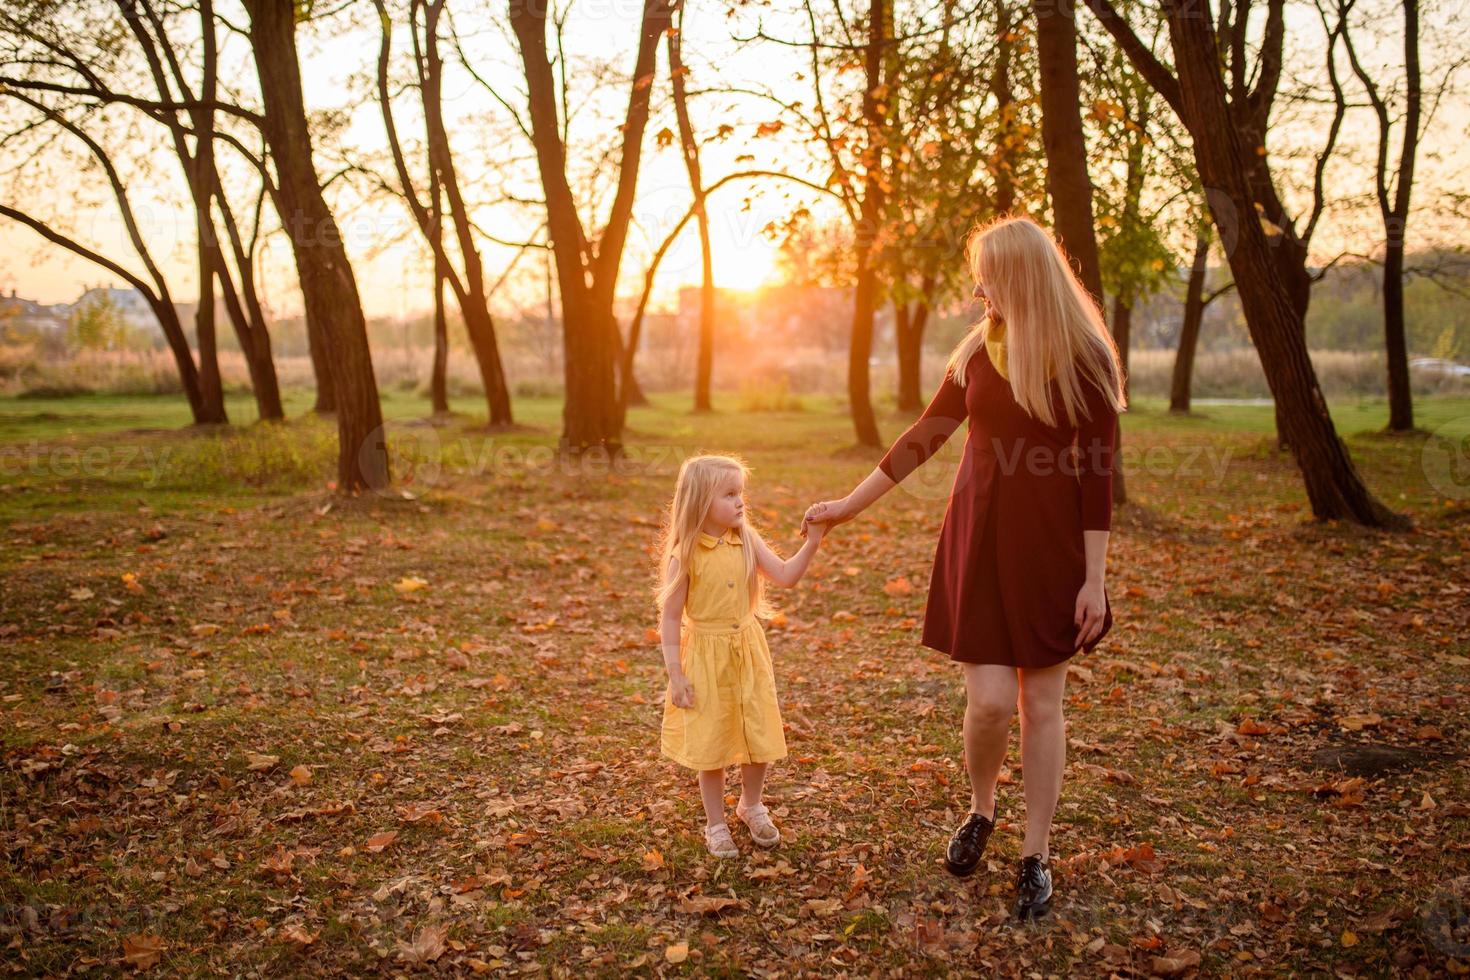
[1150,948,1201,976]
[394,576,429,594]
[121,932,166,969]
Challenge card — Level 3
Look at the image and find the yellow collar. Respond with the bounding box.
[984,317,1010,381]
[697,526,742,548]
[984,317,1055,382]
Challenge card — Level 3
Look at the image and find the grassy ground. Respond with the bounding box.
[1,389,1468,976]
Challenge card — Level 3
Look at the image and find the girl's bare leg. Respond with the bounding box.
[738,762,768,810]
[1017,661,1069,859]
[961,664,1019,819]
[698,768,727,827]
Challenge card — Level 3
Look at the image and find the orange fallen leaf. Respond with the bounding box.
[121,932,166,969]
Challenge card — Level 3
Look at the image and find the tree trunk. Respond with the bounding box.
[215,260,283,421]
[1383,241,1412,430]
[1109,295,1131,505]
[1111,296,1132,389]
[422,1,512,426]
[305,312,338,414]
[1165,0,1405,528]
[895,299,928,411]
[209,171,284,421]
[1035,0,1118,507]
[668,4,716,413]
[510,0,671,454]
[245,0,388,492]
[1170,228,1210,414]
[191,60,227,423]
[1032,0,1104,301]
[848,0,886,449]
[429,177,450,416]
[988,2,1020,215]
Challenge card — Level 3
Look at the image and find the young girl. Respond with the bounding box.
[654,454,826,858]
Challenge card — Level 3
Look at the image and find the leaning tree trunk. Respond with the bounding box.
[1165,0,1405,528]
[245,0,387,492]
[668,4,716,413]
[209,172,284,421]
[422,1,513,426]
[1170,229,1211,413]
[304,312,338,414]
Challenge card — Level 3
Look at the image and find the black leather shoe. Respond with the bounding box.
[1013,853,1053,920]
[943,806,997,878]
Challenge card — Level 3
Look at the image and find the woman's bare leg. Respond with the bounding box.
[1017,661,1069,859]
[697,768,727,828]
[961,664,1019,819]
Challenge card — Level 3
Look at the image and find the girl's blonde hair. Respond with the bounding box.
[653,454,772,619]
[945,215,1127,427]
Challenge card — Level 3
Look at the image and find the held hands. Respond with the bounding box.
[668,672,695,709]
[800,498,854,539]
[1074,578,1106,651]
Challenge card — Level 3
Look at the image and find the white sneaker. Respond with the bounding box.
[704,823,739,858]
[735,801,781,848]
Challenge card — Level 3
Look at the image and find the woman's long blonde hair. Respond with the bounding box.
[653,454,772,619]
[945,216,1127,427]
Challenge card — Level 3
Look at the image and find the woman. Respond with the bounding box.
[801,216,1125,920]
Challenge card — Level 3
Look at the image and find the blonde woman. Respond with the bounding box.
[802,216,1126,919]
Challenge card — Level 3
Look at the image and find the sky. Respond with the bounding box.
[1,0,1465,323]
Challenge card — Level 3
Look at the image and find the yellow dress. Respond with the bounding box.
[660,526,788,771]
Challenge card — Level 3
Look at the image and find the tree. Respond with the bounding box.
[1033,0,1103,302]
[375,0,514,426]
[1034,0,1122,504]
[0,1,308,423]
[886,0,1030,410]
[0,109,210,421]
[1084,0,1407,528]
[1335,0,1431,432]
[243,0,389,492]
[509,0,674,453]
[667,0,717,413]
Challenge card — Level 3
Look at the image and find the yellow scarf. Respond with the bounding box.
[984,317,1011,381]
[984,317,1055,382]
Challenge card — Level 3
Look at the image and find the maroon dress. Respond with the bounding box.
[877,344,1119,668]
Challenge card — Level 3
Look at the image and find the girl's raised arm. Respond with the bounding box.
[751,523,826,588]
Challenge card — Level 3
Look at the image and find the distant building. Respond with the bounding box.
[73,285,161,332]
[0,288,69,336]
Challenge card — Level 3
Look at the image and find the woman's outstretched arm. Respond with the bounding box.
[802,370,968,536]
